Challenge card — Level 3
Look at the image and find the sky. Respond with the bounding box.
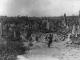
[0,0,80,16]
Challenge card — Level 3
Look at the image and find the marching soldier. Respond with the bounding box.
[48,34,53,48]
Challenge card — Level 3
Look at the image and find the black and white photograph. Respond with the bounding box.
[0,0,80,60]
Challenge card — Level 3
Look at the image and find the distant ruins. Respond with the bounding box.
[0,11,80,39]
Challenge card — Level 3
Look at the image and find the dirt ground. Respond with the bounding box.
[16,42,80,60]
[17,41,80,60]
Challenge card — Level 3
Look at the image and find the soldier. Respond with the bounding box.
[36,36,39,42]
[48,34,53,48]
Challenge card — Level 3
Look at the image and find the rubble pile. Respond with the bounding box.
[58,46,80,60]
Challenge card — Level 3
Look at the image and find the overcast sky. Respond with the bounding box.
[0,0,80,16]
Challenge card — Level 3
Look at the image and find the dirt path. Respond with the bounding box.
[29,47,61,57]
[17,41,80,60]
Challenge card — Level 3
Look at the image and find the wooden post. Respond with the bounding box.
[46,20,49,30]
[79,10,80,17]
[63,13,67,26]
[0,18,3,36]
[72,25,75,35]
[0,22,2,36]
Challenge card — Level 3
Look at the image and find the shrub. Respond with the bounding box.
[0,37,30,60]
